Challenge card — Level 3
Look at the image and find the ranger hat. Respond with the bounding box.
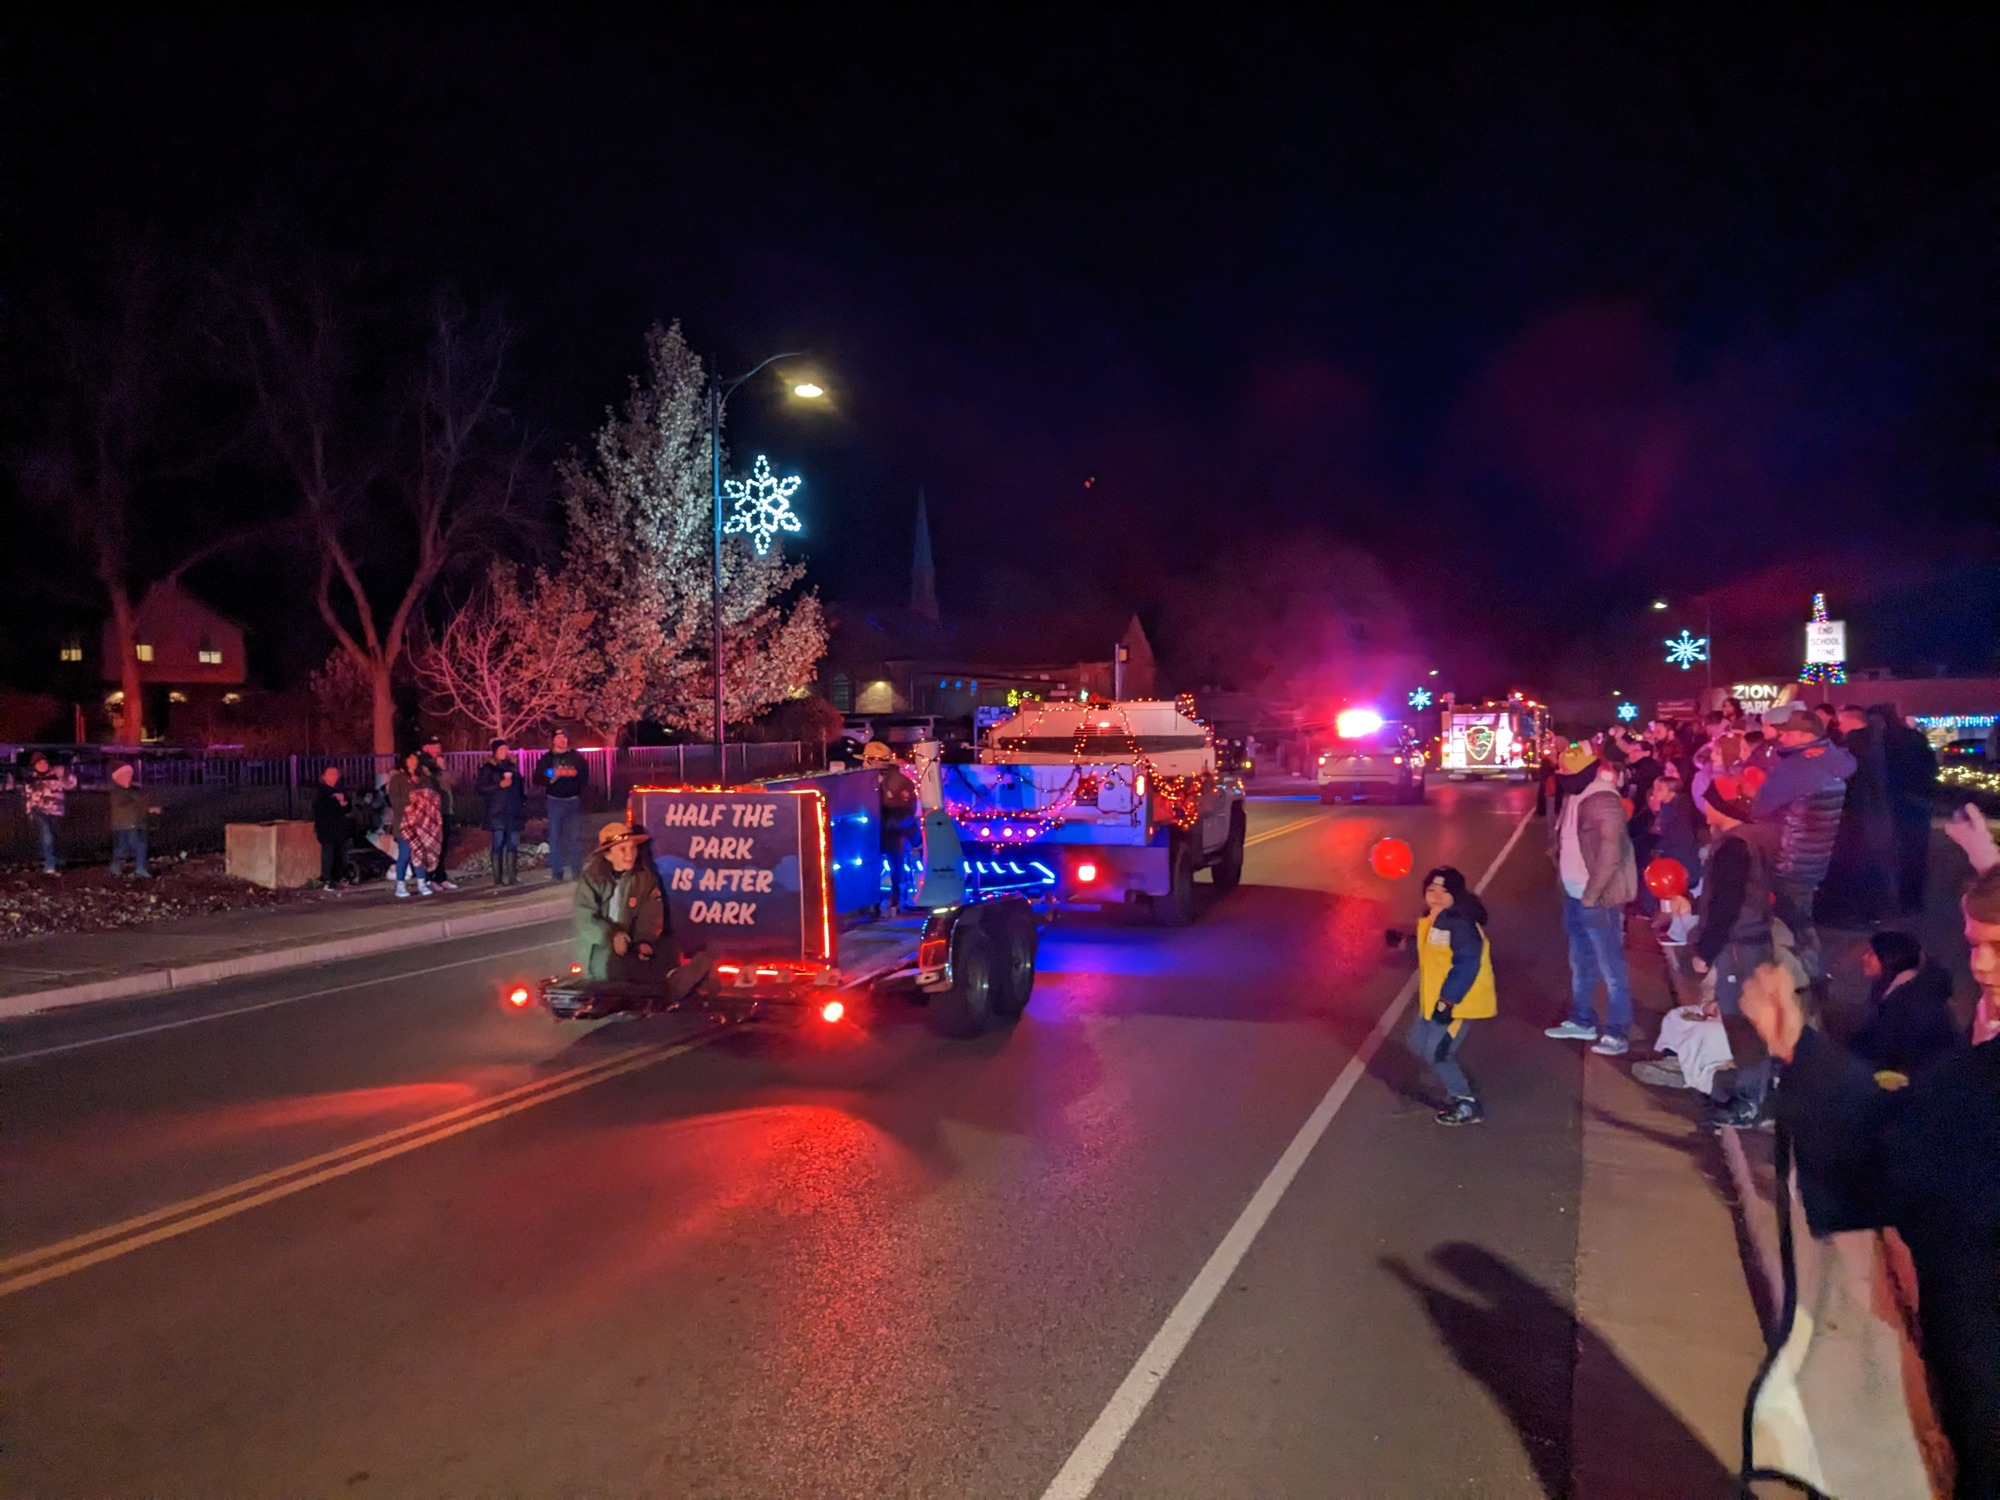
[595,821,650,849]
[861,741,896,766]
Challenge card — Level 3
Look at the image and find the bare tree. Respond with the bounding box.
[412,562,594,743]
[240,281,526,754]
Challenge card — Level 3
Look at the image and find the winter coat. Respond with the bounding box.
[107,784,152,833]
[1555,778,1638,908]
[1822,722,1895,925]
[1850,963,1961,1077]
[1418,906,1497,1029]
[1751,737,1855,889]
[312,784,353,843]
[535,750,590,802]
[574,852,674,981]
[474,758,528,831]
[1694,822,1778,966]
[1778,1031,1999,1498]
[23,766,75,819]
[1883,722,1939,818]
[1651,787,1702,879]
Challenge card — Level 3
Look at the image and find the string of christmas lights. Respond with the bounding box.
[1799,592,1846,686]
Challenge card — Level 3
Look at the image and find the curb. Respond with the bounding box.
[1718,1124,1785,1324]
[0,887,572,1022]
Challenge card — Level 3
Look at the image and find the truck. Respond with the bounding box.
[522,762,1040,1039]
[943,698,1246,925]
[1439,701,1544,780]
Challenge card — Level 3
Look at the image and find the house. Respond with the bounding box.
[90,581,249,741]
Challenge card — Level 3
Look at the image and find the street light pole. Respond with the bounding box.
[708,351,814,782]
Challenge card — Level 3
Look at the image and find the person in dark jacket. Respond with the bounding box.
[1849,930,1960,1077]
[312,765,352,888]
[535,730,589,882]
[1880,703,1940,915]
[473,739,527,886]
[574,822,676,982]
[1405,866,1498,1126]
[106,762,159,877]
[1692,782,1781,1123]
[1820,704,1896,927]
[1751,703,1856,988]
[1744,864,2000,1499]
[418,735,459,891]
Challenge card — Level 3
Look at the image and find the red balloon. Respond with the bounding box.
[1644,856,1689,900]
[1369,836,1415,880]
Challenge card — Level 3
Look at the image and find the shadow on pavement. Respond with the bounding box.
[1383,1241,1734,1499]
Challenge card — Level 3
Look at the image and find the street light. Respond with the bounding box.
[710,354,823,777]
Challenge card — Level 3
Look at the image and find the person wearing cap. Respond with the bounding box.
[575,821,676,982]
[1682,778,1782,1125]
[418,734,459,891]
[1751,702,1855,990]
[1545,738,1639,1055]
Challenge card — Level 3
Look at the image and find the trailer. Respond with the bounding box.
[941,699,1246,925]
[524,765,1039,1039]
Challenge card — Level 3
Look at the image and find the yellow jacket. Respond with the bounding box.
[1418,911,1496,1032]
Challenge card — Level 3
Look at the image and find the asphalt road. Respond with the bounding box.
[0,781,1604,1499]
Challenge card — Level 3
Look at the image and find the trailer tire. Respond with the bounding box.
[1210,808,1246,892]
[992,909,1037,1019]
[930,926,996,1037]
[1154,831,1198,926]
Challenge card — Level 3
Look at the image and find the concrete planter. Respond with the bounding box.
[225,820,320,889]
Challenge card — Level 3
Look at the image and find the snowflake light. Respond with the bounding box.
[1664,630,1708,670]
[1408,687,1434,710]
[1616,701,1639,722]
[722,454,804,556]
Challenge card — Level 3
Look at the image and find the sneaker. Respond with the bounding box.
[1632,1059,1685,1088]
[1436,1097,1484,1127]
[395,880,410,899]
[1591,1034,1630,1057]
[416,880,434,897]
[434,878,458,891]
[1545,1020,1600,1042]
[1702,1097,1763,1133]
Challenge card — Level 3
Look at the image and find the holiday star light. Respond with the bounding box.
[1408,687,1434,710]
[1664,629,1709,670]
[1616,701,1639,722]
[722,454,804,556]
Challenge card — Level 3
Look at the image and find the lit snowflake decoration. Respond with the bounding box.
[1664,630,1708,670]
[1616,701,1639,722]
[722,454,804,556]
[1408,687,1433,710]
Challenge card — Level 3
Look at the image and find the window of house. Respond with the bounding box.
[221,692,242,706]
[58,637,82,663]
[168,690,189,704]
[135,642,154,662]
[197,639,223,665]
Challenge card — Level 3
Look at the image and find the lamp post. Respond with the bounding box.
[709,353,822,777]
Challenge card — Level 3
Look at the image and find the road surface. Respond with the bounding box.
[1,783,1665,1497]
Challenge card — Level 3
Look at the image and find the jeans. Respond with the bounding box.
[489,827,520,867]
[546,798,582,879]
[1407,1015,1474,1100]
[1713,938,1775,1106]
[1772,879,1823,984]
[1561,894,1633,1039]
[395,837,416,882]
[32,813,58,872]
[110,828,149,877]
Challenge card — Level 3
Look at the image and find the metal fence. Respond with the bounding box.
[0,741,814,869]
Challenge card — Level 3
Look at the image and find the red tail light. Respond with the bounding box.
[819,999,845,1024]
[919,935,947,968]
[1075,860,1099,884]
[507,986,532,1008]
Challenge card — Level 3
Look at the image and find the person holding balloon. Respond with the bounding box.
[1406,865,1496,1126]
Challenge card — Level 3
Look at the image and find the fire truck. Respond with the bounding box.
[1439,699,1545,780]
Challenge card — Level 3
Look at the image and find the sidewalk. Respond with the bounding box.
[0,874,573,1020]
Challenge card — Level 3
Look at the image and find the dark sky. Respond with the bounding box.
[7,9,1996,694]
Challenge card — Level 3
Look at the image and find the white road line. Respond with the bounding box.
[0,938,569,1065]
[1038,798,1537,1500]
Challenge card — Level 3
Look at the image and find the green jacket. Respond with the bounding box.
[108,784,153,833]
[573,852,671,981]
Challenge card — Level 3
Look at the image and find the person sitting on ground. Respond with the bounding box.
[1743,864,2000,1500]
[105,762,160,878]
[1404,866,1496,1126]
[1848,929,1960,1079]
[575,822,679,983]
[312,765,352,889]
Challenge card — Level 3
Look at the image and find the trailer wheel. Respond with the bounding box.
[1210,808,1246,892]
[992,909,1037,1019]
[930,926,996,1037]
[1153,831,1198,926]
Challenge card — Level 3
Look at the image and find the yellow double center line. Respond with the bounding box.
[0,1030,717,1300]
[1243,812,1325,848]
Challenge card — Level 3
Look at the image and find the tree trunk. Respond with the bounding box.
[370,661,396,757]
[108,584,145,745]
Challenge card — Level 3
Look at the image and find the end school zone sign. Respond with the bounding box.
[636,788,818,958]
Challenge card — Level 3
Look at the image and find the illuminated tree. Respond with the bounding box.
[555,322,825,735]
[412,563,595,743]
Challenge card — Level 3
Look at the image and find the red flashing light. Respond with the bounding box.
[716,963,741,977]
[820,999,846,1023]
[569,964,583,975]
[1075,860,1100,884]
[506,986,532,1008]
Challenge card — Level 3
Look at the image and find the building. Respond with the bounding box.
[816,495,1158,725]
[89,582,249,742]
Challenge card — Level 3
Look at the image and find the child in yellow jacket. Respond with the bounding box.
[1407,865,1497,1125]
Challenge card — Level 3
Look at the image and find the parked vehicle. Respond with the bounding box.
[1317,710,1426,804]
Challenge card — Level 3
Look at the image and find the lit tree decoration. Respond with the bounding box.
[1799,591,1847,686]
[1664,629,1709,670]
[1408,687,1434,710]
[722,454,804,556]
[1616,701,1639,722]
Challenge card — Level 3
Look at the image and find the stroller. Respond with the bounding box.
[340,785,395,885]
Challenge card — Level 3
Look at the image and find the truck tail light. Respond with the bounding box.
[506,986,532,1008]
[819,999,846,1024]
[1075,860,1099,884]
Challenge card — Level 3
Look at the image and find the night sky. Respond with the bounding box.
[6,10,1995,699]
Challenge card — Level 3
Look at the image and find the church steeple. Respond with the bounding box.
[911,489,940,626]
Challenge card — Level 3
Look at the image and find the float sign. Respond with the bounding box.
[635,789,810,959]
